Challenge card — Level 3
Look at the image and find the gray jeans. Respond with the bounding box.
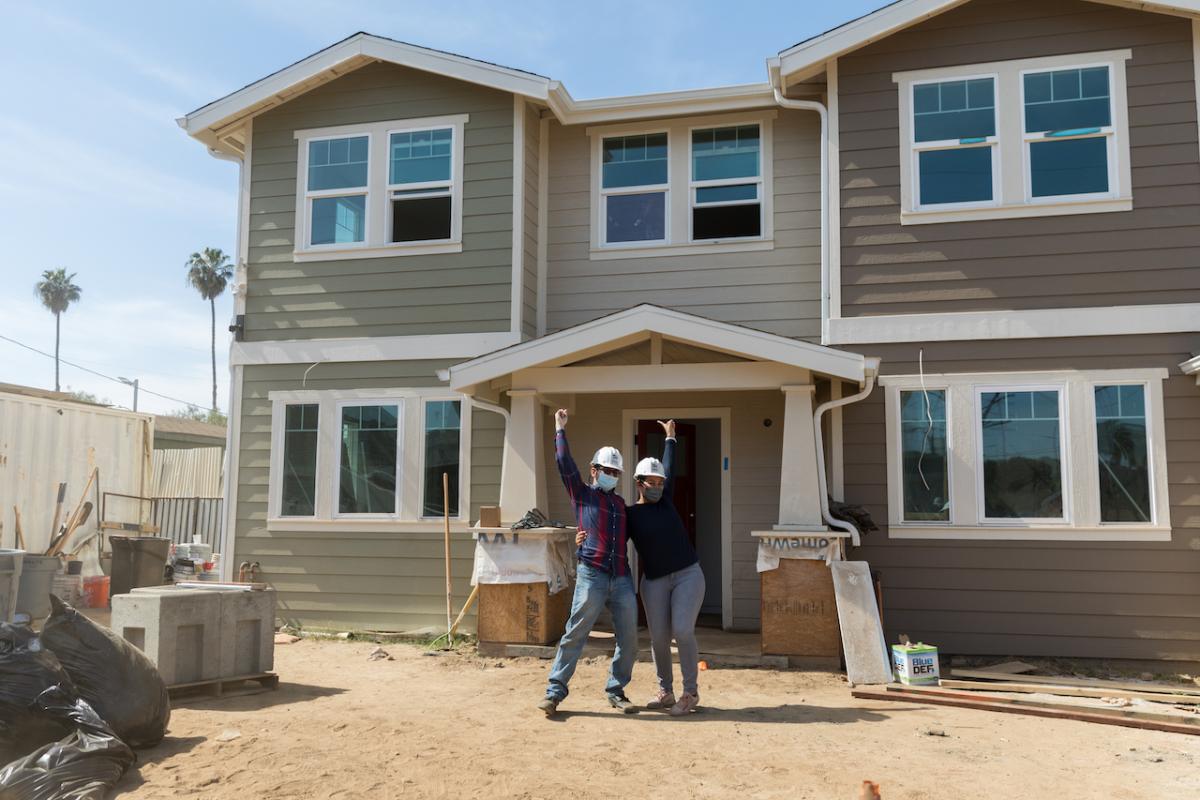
[639,562,705,696]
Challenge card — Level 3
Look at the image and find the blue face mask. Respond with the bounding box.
[595,472,619,492]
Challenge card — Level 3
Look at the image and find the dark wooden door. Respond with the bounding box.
[636,420,698,545]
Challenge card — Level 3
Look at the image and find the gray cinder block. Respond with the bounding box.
[213,588,276,677]
[112,588,221,685]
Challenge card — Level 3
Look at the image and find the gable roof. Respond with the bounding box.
[773,0,1200,80]
[447,304,869,392]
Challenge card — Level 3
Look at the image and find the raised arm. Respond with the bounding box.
[659,419,676,502]
[555,409,589,503]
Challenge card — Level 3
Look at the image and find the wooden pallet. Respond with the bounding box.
[169,672,279,699]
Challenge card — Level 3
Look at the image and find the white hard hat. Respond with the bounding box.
[634,457,665,479]
[591,446,624,472]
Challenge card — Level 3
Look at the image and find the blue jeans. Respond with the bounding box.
[640,562,706,696]
[545,562,638,701]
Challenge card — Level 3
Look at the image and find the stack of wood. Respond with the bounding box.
[853,661,1200,736]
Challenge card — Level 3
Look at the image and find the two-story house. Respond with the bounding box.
[181,0,1200,665]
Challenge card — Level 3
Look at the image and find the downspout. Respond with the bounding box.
[813,358,880,547]
[465,397,510,514]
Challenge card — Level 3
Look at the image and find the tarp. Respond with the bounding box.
[755,534,841,572]
[470,530,575,593]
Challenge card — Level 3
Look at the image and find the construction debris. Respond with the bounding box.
[368,647,393,662]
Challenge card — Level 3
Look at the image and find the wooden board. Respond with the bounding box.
[852,688,1200,737]
[169,672,279,700]
[831,561,893,685]
[939,679,1200,706]
[478,582,572,646]
[950,668,1200,696]
[760,559,841,658]
[887,684,1200,726]
[977,661,1038,675]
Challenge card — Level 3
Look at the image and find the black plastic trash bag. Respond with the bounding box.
[39,596,171,749]
[0,625,78,764]
[0,685,134,800]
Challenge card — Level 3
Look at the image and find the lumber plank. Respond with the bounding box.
[852,688,1200,736]
[979,660,1038,675]
[885,684,1200,726]
[950,668,1200,696]
[939,678,1200,705]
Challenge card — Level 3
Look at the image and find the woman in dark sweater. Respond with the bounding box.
[625,419,706,715]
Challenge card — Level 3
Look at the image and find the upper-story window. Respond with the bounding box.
[294,115,468,262]
[894,50,1132,225]
[589,111,775,259]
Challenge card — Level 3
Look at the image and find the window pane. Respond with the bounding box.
[602,133,668,188]
[914,78,995,142]
[606,191,666,242]
[423,400,461,517]
[391,194,452,242]
[1024,67,1110,133]
[1030,137,1108,197]
[918,147,992,205]
[692,125,760,181]
[281,404,318,516]
[695,184,758,203]
[980,390,1063,519]
[310,195,366,245]
[308,136,369,190]
[900,390,949,522]
[692,203,761,240]
[339,404,398,514]
[1095,385,1151,522]
[390,128,452,184]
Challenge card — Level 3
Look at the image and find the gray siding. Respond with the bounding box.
[544,110,823,340]
[841,334,1200,662]
[247,61,515,341]
[522,102,541,338]
[234,359,503,632]
[838,0,1200,316]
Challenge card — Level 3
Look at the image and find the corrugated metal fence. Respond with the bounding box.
[151,447,224,497]
[150,497,223,548]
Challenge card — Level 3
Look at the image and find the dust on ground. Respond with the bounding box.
[115,639,1200,800]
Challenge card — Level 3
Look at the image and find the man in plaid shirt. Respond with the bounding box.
[538,408,638,716]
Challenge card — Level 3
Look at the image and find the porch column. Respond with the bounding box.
[776,384,826,531]
[500,389,547,522]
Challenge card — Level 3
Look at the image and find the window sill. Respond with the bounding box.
[589,239,773,261]
[901,197,1131,226]
[887,524,1170,542]
[266,517,469,533]
[293,241,463,262]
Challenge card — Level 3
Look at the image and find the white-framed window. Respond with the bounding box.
[881,368,1171,541]
[294,115,468,262]
[266,388,472,527]
[894,49,1132,225]
[588,111,775,259]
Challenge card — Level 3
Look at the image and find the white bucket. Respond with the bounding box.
[0,549,24,623]
[15,555,61,623]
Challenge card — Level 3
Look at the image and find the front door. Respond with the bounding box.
[636,419,697,545]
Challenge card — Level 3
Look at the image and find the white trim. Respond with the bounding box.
[218,364,243,580]
[621,407,733,630]
[511,97,525,337]
[230,331,520,366]
[881,369,1172,541]
[549,82,780,127]
[826,59,842,325]
[588,240,775,260]
[536,115,550,337]
[233,120,251,317]
[512,363,811,394]
[449,304,867,391]
[826,303,1200,345]
[1195,21,1200,168]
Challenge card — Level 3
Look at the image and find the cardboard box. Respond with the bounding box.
[893,643,940,685]
[478,506,502,528]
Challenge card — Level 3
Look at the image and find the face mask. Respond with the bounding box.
[641,485,664,503]
[595,472,619,492]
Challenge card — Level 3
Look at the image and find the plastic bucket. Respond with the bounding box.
[82,575,110,608]
[15,555,61,622]
[0,549,23,623]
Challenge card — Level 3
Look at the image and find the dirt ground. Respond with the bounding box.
[115,639,1200,800]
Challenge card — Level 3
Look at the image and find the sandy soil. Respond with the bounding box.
[114,639,1200,800]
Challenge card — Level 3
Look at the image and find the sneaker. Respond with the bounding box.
[537,696,560,717]
[645,689,677,710]
[669,692,699,716]
[607,693,639,714]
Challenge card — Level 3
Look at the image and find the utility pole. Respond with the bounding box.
[118,376,139,411]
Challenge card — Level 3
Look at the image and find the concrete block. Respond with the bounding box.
[112,588,221,685]
[213,588,276,677]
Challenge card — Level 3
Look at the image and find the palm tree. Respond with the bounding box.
[34,269,82,392]
[186,247,234,411]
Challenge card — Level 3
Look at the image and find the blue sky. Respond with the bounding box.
[0,0,879,415]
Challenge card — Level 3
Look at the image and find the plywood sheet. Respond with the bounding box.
[760,559,841,658]
[831,561,893,685]
[478,582,572,645]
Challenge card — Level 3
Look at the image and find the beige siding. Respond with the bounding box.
[247,61,515,341]
[840,334,1200,662]
[544,110,823,340]
[234,359,503,632]
[838,0,1200,316]
[522,102,541,338]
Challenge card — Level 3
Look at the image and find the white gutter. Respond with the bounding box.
[812,358,880,547]
[770,71,830,335]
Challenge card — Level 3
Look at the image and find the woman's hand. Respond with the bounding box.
[555,409,569,431]
[658,419,676,439]
[575,530,586,547]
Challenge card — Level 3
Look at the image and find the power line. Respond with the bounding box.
[0,332,211,410]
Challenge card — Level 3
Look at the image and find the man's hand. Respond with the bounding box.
[555,409,569,431]
[658,419,676,439]
[575,530,586,547]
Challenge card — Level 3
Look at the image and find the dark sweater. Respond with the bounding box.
[626,438,699,580]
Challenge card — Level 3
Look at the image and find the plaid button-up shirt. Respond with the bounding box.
[555,429,628,576]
